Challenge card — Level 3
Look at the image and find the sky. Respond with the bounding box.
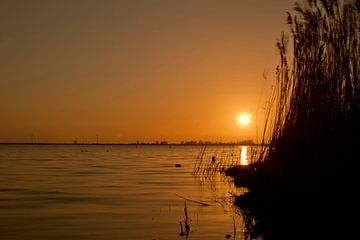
[0,0,295,143]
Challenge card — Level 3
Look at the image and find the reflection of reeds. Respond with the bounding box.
[192,145,207,174]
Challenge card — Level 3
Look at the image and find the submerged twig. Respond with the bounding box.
[214,200,226,208]
[179,221,185,236]
[233,216,237,237]
[184,202,190,236]
[175,194,211,206]
[179,202,191,237]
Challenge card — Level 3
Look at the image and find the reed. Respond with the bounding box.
[229,0,360,238]
[193,146,241,177]
[193,145,263,180]
[179,202,191,237]
[259,0,360,189]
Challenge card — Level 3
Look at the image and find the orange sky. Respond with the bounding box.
[0,0,294,143]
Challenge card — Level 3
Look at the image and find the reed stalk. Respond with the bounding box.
[260,0,359,190]
[232,0,360,238]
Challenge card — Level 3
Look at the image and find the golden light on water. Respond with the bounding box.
[241,146,248,165]
[237,113,251,127]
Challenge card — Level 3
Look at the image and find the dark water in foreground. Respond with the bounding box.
[0,144,247,240]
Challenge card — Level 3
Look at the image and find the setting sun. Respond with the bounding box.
[237,113,251,127]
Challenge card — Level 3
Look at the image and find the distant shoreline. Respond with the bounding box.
[0,142,263,146]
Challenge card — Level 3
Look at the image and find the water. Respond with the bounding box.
[0,144,248,240]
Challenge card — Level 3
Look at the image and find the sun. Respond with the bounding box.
[236,113,251,127]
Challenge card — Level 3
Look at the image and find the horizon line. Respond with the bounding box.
[0,141,264,146]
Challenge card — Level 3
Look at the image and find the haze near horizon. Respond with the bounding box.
[0,0,294,143]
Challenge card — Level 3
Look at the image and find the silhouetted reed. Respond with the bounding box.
[193,145,262,179]
[193,145,239,177]
[227,0,360,238]
[179,202,191,238]
[260,0,360,187]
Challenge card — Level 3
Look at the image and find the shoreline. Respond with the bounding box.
[0,142,264,146]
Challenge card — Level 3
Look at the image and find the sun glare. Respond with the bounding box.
[241,146,248,165]
[237,113,251,127]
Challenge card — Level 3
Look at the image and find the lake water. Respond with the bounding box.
[0,144,248,240]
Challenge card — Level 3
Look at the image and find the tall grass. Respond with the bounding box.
[232,0,360,238]
[259,0,360,189]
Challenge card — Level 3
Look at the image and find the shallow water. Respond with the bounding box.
[0,144,247,239]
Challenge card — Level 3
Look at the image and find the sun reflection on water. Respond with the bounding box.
[241,146,248,165]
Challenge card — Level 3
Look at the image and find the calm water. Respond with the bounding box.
[0,144,248,240]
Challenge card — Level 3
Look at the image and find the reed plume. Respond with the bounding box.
[232,1,360,238]
[260,0,359,189]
